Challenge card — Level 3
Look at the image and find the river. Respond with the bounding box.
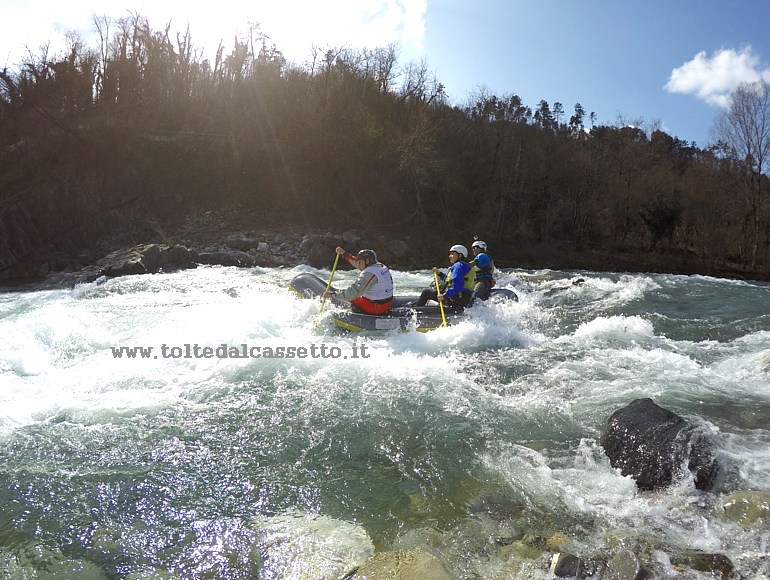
[1,265,769,578]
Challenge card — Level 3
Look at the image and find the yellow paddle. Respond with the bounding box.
[433,269,447,327]
[319,252,341,313]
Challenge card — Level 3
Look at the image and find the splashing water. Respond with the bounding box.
[1,266,769,578]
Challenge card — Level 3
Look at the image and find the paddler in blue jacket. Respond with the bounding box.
[323,247,394,314]
[415,244,474,309]
[470,239,496,301]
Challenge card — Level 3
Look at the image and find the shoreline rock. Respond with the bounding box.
[17,229,416,289]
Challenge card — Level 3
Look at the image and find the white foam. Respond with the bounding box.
[483,439,727,554]
[571,315,656,345]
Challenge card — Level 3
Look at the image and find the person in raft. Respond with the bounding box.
[469,239,496,301]
[323,247,394,314]
[415,244,475,309]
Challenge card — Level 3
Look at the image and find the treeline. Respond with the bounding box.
[1,15,768,278]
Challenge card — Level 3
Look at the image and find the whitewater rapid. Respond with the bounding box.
[1,265,769,578]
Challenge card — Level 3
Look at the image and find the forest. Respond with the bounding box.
[1,14,769,281]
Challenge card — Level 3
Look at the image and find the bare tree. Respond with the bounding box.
[713,80,770,268]
[92,15,111,98]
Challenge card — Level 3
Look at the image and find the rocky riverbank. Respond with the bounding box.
[31,218,417,288]
[3,205,766,289]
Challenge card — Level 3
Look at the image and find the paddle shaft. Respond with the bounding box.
[319,253,341,313]
[433,270,447,327]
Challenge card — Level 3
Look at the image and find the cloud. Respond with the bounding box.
[664,47,770,108]
[400,0,428,49]
[254,0,427,62]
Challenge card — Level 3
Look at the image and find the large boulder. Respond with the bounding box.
[307,240,338,268]
[196,249,256,267]
[224,233,258,251]
[386,239,410,259]
[342,230,362,245]
[600,398,719,491]
[97,243,195,277]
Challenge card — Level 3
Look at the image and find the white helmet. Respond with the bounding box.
[449,244,468,257]
[472,240,487,251]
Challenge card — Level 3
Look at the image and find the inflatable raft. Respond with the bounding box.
[289,272,517,332]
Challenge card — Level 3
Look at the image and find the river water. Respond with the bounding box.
[1,265,769,578]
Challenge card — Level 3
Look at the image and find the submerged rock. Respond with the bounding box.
[672,550,735,579]
[600,398,719,491]
[350,550,452,579]
[605,548,651,580]
[549,552,580,577]
[254,513,373,579]
[720,490,770,526]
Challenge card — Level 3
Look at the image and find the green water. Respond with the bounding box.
[1,267,769,578]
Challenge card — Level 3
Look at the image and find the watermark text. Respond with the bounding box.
[110,343,369,360]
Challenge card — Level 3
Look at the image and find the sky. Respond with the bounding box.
[2,0,770,148]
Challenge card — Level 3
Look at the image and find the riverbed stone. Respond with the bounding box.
[604,548,650,580]
[546,532,571,552]
[498,540,543,561]
[720,490,770,526]
[549,552,580,577]
[672,550,735,579]
[351,550,452,579]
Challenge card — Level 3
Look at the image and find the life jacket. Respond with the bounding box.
[442,261,474,296]
[463,265,476,290]
[362,263,393,301]
[472,253,496,281]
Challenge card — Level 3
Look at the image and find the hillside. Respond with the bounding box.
[1,17,768,284]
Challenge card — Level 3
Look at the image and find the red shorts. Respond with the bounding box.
[351,296,393,315]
